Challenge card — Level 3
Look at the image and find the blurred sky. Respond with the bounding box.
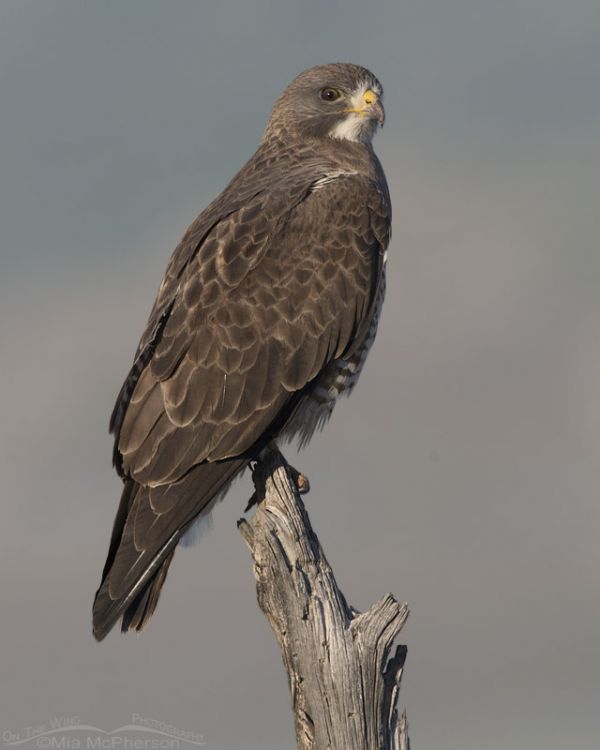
[1,2,599,748]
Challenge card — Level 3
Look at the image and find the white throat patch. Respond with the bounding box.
[330,113,370,143]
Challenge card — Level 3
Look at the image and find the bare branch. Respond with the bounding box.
[238,448,410,749]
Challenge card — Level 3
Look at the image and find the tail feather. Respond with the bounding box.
[93,458,246,640]
[121,549,175,632]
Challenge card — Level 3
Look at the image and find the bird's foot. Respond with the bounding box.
[245,443,310,511]
[289,466,311,495]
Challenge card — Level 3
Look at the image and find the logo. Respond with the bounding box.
[2,715,205,749]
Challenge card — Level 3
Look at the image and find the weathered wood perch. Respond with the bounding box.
[238,448,410,750]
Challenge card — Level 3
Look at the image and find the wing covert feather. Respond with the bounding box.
[117,175,388,486]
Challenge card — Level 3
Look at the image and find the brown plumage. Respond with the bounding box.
[93,63,391,641]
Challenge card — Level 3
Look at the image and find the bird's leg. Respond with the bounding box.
[245,441,310,511]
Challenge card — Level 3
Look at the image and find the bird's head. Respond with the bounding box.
[264,63,385,145]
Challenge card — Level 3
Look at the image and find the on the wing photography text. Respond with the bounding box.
[2,716,205,750]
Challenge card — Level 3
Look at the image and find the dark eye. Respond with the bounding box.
[320,87,341,102]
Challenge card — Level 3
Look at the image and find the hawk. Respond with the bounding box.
[93,63,391,640]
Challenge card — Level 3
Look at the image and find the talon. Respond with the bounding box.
[244,492,258,512]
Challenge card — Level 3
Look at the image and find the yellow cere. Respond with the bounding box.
[363,89,378,105]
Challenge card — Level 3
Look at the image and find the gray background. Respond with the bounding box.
[1,1,599,748]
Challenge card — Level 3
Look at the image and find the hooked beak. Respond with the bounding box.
[362,89,385,127]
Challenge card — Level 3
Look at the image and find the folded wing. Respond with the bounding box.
[93,173,389,639]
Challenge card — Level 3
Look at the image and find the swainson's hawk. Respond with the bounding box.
[93,63,391,640]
